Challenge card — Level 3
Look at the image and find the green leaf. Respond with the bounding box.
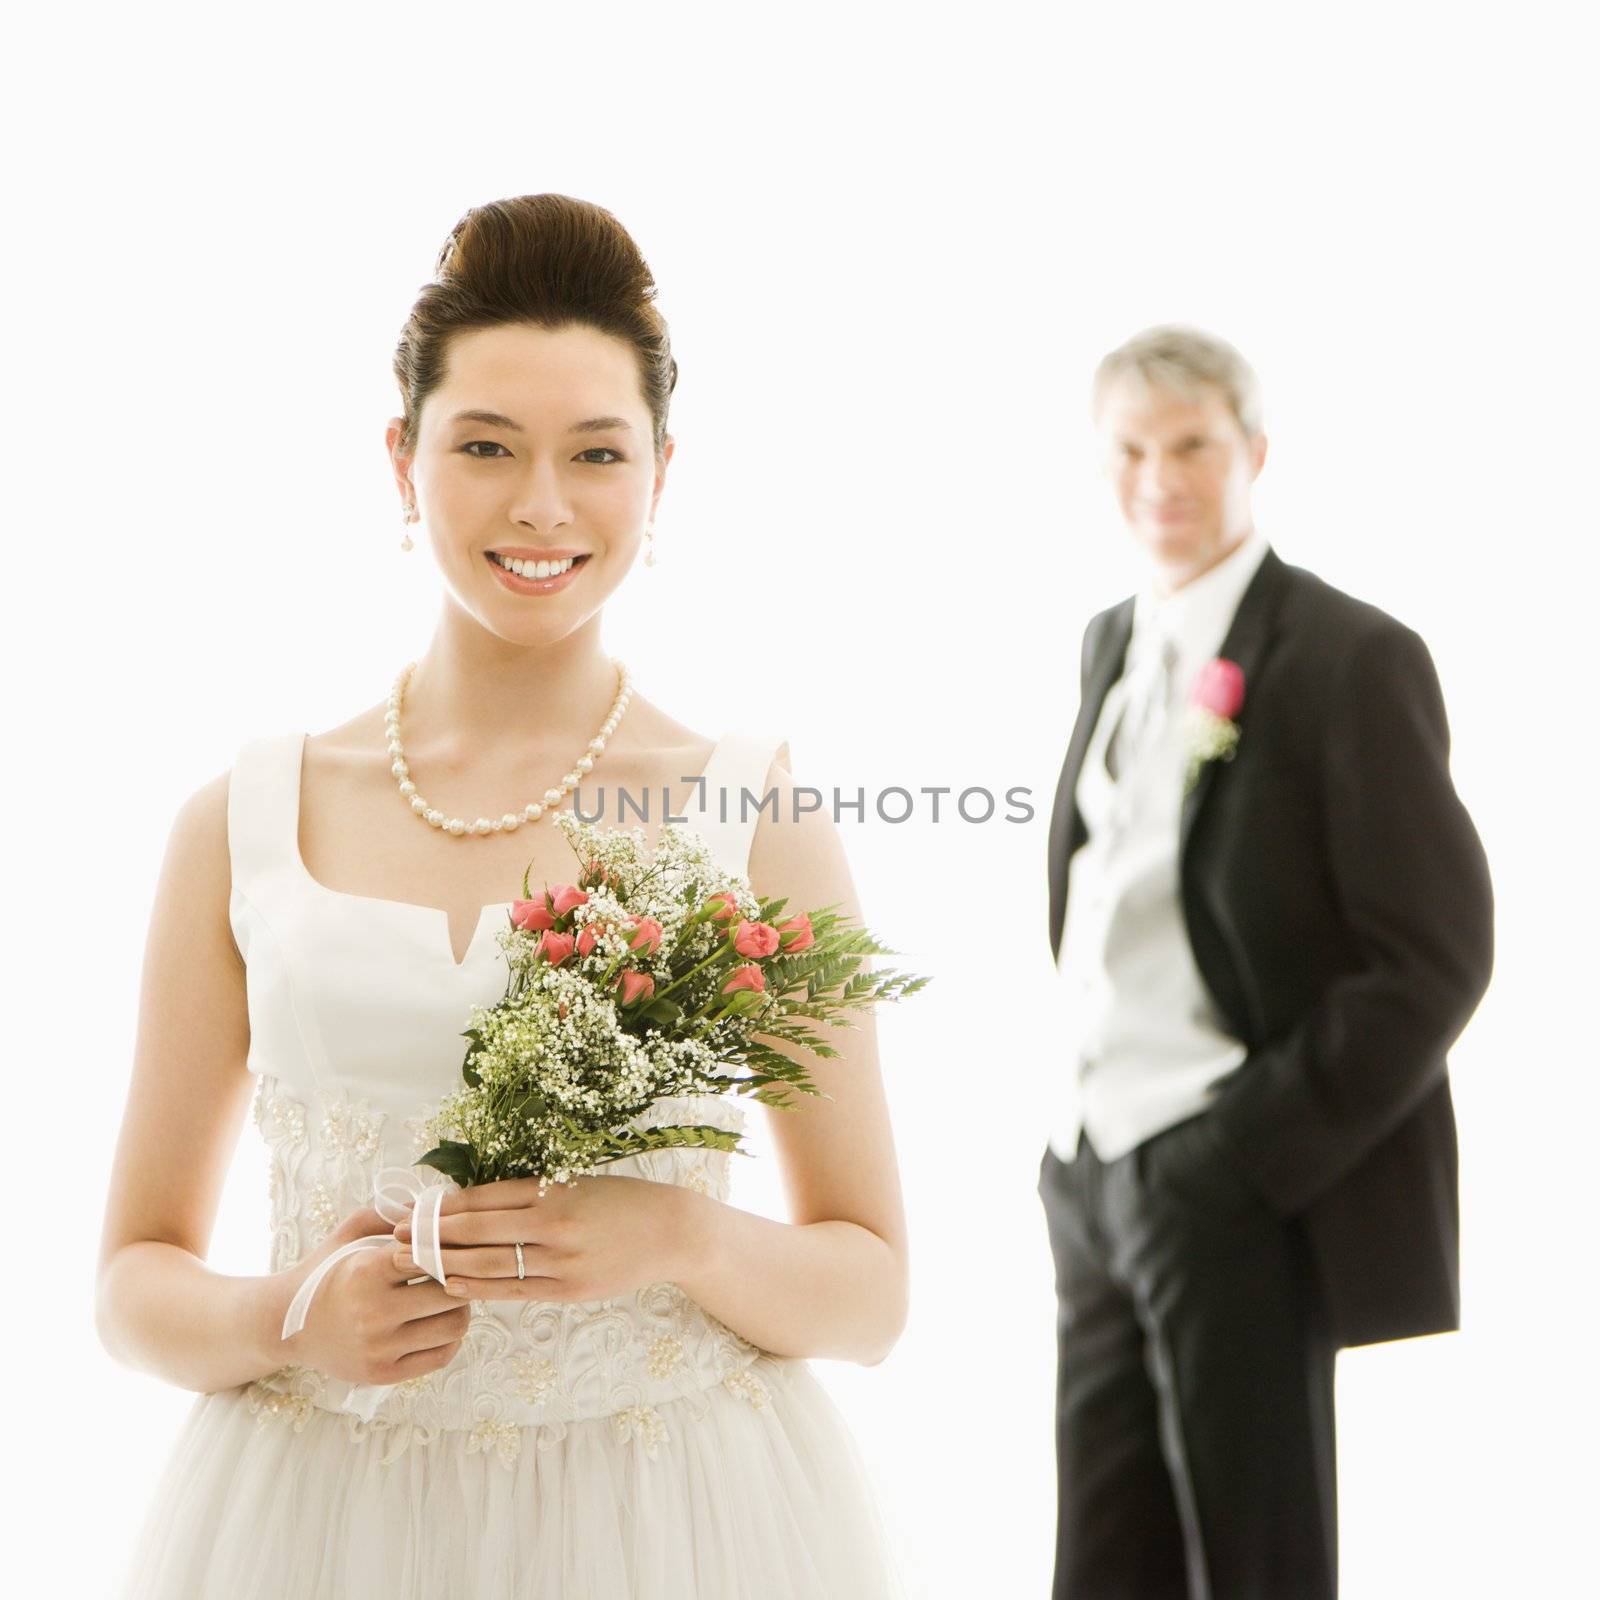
[639,997,685,1026]
[417,1139,478,1188]
[509,1087,548,1118]
[603,1123,746,1159]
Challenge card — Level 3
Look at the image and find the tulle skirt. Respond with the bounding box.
[118,1356,905,1599]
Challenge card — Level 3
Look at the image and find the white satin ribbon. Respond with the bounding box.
[278,1166,460,1423]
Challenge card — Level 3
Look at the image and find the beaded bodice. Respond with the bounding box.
[228,728,789,1468]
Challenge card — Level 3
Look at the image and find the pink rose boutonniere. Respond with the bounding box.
[1183,656,1246,795]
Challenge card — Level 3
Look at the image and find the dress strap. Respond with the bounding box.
[682,731,789,880]
[228,731,302,900]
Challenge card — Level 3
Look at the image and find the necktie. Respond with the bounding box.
[1105,630,1178,781]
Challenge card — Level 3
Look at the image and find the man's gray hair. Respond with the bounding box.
[1091,324,1264,439]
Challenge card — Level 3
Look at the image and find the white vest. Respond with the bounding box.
[1048,530,1269,1163]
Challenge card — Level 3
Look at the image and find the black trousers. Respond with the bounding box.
[1037,1112,1339,1600]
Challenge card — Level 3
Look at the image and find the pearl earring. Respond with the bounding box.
[400,503,417,552]
[644,522,656,567]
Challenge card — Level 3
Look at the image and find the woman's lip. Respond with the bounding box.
[489,546,589,561]
[484,551,589,595]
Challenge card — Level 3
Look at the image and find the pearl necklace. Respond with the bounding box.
[386,657,633,836]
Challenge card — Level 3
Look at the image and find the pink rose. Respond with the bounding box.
[721,963,766,995]
[733,919,781,958]
[777,913,814,952]
[576,924,601,957]
[535,930,575,966]
[614,969,656,1006]
[550,884,589,917]
[1190,657,1245,720]
[705,891,742,925]
[626,916,665,956]
[511,896,555,932]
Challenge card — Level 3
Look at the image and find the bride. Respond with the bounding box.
[98,192,909,1598]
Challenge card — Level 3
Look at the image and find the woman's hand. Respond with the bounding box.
[274,1204,472,1386]
[392,1173,712,1304]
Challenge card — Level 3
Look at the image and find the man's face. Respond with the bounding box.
[1097,376,1267,588]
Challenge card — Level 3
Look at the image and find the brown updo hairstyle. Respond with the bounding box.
[392,194,678,463]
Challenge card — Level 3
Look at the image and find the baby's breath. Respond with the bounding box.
[415,809,929,1191]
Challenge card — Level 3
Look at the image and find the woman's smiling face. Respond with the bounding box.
[390,320,671,640]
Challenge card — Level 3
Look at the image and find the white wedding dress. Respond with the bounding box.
[118,729,905,1599]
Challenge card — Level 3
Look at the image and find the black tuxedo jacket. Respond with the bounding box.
[1047,545,1494,1349]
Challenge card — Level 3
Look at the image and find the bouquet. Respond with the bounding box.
[279,808,928,1422]
[417,807,930,1189]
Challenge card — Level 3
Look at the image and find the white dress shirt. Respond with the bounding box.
[1049,527,1272,1163]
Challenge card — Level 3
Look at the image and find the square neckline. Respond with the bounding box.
[288,729,726,968]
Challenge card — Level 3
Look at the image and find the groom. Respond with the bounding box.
[1037,325,1494,1599]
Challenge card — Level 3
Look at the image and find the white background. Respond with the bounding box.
[7,3,1597,1594]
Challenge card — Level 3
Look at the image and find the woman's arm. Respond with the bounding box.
[94,769,296,1392]
[668,748,910,1367]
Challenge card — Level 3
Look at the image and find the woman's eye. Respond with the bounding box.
[461,442,621,463]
